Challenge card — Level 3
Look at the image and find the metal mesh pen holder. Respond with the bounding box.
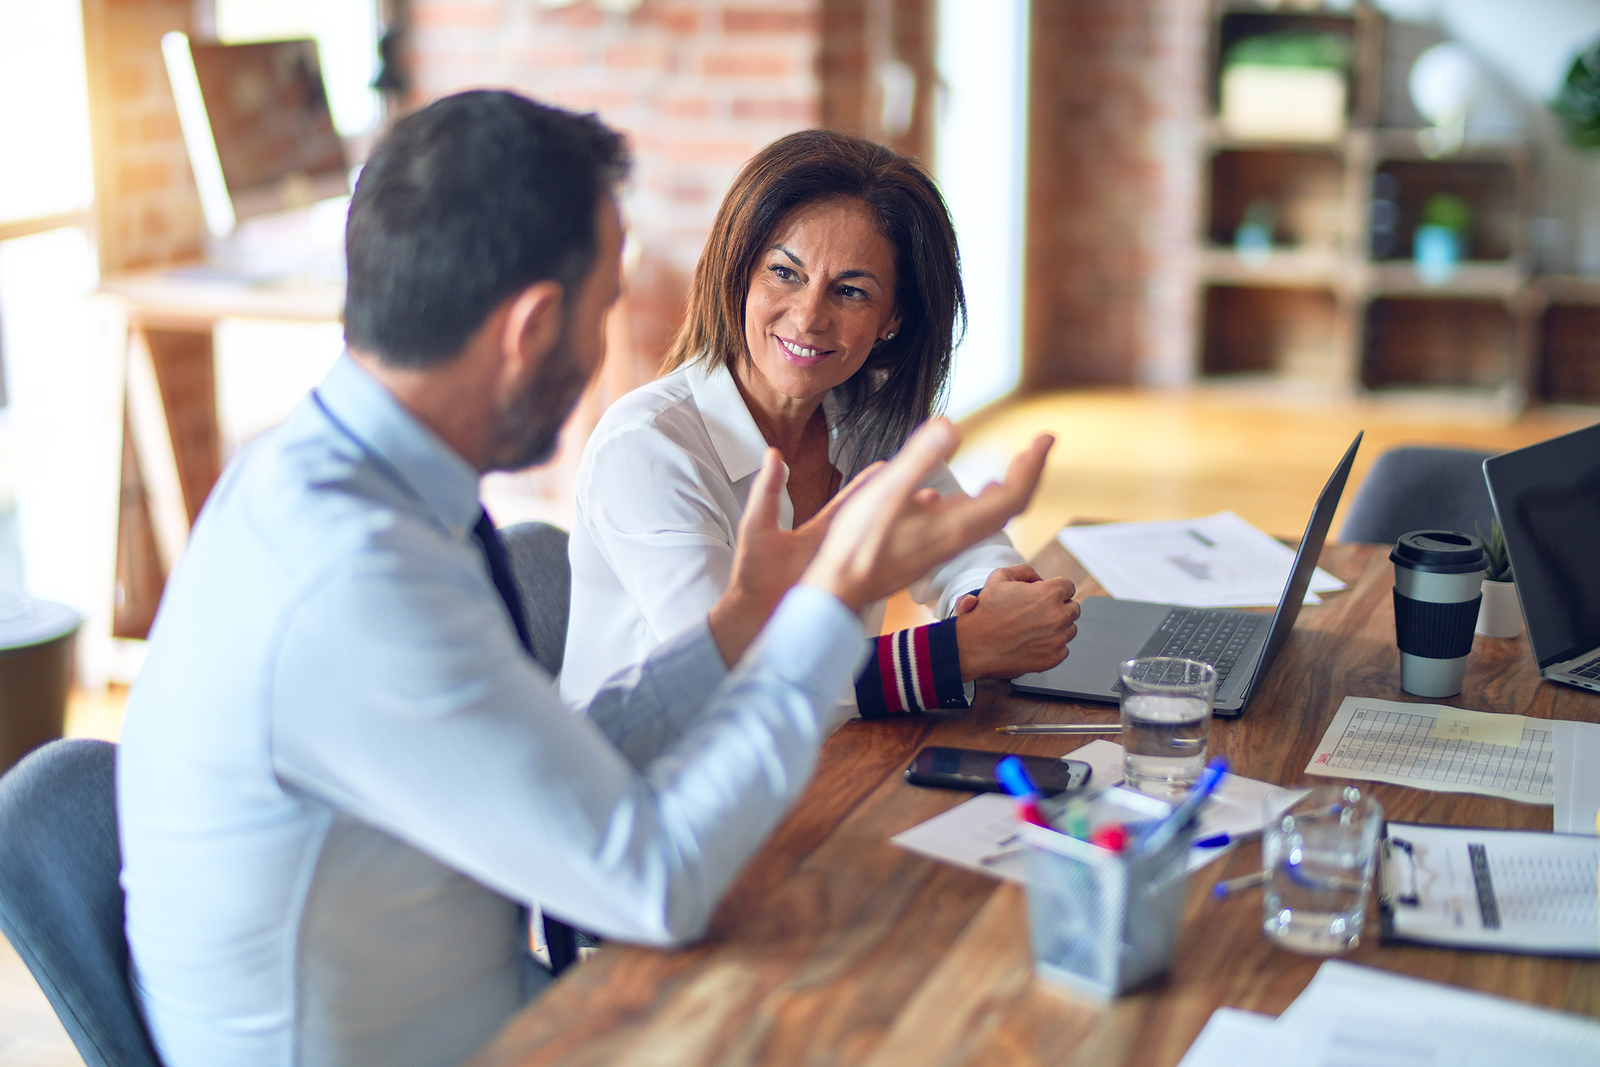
[1020,788,1194,999]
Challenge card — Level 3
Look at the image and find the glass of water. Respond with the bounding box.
[1262,785,1384,955]
[1118,657,1215,798]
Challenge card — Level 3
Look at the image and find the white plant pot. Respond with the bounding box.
[1476,579,1522,638]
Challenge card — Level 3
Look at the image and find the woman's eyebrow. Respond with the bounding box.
[769,245,880,284]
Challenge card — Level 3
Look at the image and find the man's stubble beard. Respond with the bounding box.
[485,326,596,473]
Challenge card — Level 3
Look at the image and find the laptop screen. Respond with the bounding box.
[1484,422,1600,669]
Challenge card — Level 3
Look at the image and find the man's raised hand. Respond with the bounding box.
[801,419,1053,613]
[707,448,881,666]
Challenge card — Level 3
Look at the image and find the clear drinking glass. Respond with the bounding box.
[1118,657,1216,798]
[1262,785,1384,955]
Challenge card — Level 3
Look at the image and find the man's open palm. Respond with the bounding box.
[803,419,1053,612]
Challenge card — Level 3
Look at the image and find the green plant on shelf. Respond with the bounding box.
[1476,518,1513,582]
[1422,193,1471,236]
[1553,37,1600,151]
[1226,32,1351,72]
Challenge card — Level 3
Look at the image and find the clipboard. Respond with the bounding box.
[1378,821,1600,958]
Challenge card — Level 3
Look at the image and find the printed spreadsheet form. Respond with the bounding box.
[1306,697,1554,804]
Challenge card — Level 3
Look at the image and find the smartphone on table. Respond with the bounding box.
[904,746,1091,797]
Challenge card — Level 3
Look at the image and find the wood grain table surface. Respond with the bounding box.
[469,539,1600,1067]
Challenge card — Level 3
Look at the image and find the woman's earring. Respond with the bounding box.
[884,331,896,341]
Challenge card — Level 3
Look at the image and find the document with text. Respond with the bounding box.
[1306,696,1556,804]
[1380,822,1600,957]
[1057,511,1343,608]
[1178,961,1600,1067]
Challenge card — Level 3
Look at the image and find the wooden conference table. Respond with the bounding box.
[469,538,1600,1067]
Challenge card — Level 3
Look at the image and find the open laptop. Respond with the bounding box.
[1012,432,1362,718]
[1483,421,1600,694]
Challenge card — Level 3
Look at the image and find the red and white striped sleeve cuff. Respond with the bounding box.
[855,619,967,717]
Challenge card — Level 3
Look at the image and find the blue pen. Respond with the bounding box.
[1193,828,1262,850]
[995,756,1051,828]
[1140,759,1229,856]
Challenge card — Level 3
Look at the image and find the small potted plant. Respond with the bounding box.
[1475,519,1521,638]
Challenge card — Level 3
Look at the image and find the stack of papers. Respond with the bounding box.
[1554,719,1600,834]
[889,740,1303,881]
[1057,511,1343,608]
[1178,960,1600,1066]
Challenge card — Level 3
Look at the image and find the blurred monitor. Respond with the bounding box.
[162,33,348,240]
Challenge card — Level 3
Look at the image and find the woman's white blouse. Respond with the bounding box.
[560,360,1025,708]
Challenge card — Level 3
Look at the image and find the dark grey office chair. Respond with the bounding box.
[1339,445,1496,545]
[501,521,572,676]
[0,739,163,1067]
[499,521,600,953]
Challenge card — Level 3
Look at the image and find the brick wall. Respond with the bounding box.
[82,0,207,273]
[819,0,936,165]
[1024,0,1206,388]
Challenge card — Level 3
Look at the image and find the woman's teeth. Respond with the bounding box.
[781,339,822,359]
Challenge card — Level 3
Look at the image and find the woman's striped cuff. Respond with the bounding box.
[855,618,968,717]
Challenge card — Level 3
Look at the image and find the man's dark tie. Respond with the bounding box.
[473,511,580,976]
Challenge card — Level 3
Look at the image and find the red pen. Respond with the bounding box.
[1089,823,1129,853]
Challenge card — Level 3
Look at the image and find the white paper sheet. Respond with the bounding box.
[889,740,1303,880]
[1306,696,1556,804]
[1237,960,1600,1067]
[1553,719,1600,834]
[1174,1009,1275,1067]
[1057,511,1343,608]
[1383,822,1600,956]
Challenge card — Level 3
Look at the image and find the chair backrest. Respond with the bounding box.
[500,521,572,676]
[1339,445,1496,546]
[0,739,163,1067]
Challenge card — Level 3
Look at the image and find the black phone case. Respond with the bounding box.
[903,756,1090,797]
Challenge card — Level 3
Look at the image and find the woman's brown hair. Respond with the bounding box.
[663,128,965,476]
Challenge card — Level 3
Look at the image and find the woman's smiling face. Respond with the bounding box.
[739,197,901,416]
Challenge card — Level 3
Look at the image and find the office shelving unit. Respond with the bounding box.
[1532,276,1600,404]
[1194,0,1563,405]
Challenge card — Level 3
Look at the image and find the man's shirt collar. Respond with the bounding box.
[315,354,483,538]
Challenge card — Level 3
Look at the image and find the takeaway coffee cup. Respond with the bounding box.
[1390,531,1486,698]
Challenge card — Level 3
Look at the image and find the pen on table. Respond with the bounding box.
[1193,828,1262,850]
[1139,758,1229,856]
[978,846,1027,866]
[995,756,1052,828]
[1213,870,1268,897]
[1186,527,1217,548]
[978,828,1026,865]
[994,724,1123,735]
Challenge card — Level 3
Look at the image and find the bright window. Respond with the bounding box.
[0,0,95,226]
[214,0,383,136]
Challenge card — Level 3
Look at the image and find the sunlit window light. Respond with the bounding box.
[214,0,382,136]
[0,1,95,224]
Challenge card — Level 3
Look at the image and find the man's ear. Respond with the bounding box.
[499,280,565,387]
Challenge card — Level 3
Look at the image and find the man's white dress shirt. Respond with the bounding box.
[118,355,866,1067]
[560,359,1024,706]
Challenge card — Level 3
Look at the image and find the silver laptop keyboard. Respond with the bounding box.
[1569,654,1600,679]
[1136,608,1267,686]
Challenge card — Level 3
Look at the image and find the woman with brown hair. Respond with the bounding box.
[560,128,1078,716]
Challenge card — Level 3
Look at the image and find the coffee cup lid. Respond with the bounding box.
[1389,530,1487,574]
[0,591,82,651]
